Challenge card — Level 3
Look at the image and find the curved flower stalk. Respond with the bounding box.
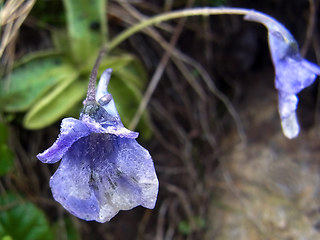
[37,69,159,223]
[107,7,320,139]
[245,13,320,138]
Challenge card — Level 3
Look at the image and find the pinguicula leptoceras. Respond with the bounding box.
[37,48,159,222]
[37,8,320,222]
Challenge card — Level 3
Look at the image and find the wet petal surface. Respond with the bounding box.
[50,134,158,222]
[37,118,90,164]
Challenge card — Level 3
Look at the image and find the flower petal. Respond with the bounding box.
[278,92,298,119]
[280,111,299,139]
[50,138,99,220]
[37,118,90,163]
[115,138,159,209]
[96,69,120,119]
[81,114,139,138]
[96,68,112,101]
[50,134,158,222]
[278,92,299,138]
[245,13,319,94]
[90,137,158,222]
[274,58,318,94]
[301,60,320,77]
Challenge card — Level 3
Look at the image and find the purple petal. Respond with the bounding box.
[115,138,159,209]
[274,58,318,94]
[278,92,298,119]
[50,151,100,220]
[245,12,320,95]
[266,29,319,94]
[50,134,158,222]
[96,69,120,119]
[103,125,139,138]
[278,92,299,138]
[279,111,299,139]
[301,60,320,76]
[37,118,90,163]
[81,114,139,138]
[96,69,112,101]
[262,22,318,95]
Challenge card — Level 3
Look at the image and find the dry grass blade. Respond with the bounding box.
[178,53,247,144]
[151,100,197,179]
[300,0,317,57]
[117,0,196,130]
[0,0,36,59]
[155,200,169,240]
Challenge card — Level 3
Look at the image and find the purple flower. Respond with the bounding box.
[245,13,320,138]
[37,69,159,222]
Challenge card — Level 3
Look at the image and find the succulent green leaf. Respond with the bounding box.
[102,56,147,91]
[0,193,54,240]
[0,122,8,144]
[109,70,152,140]
[0,145,14,177]
[2,236,13,240]
[52,218,81,240]
[52,30,70,53]
[79,54,141,77]
[0,123,14,177]
[178,220,191,235]
[63,0,107,62]
[24,78,87,129]
[0,57,75,112]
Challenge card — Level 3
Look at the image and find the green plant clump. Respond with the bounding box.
[0,0,152,139]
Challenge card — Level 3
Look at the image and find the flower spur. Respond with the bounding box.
[37,51,159,223]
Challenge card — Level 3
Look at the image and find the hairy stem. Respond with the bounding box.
[85,46,107,104]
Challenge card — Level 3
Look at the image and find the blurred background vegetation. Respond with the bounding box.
[1,0,320,239]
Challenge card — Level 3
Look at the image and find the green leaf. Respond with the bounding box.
[0,193,54,240]
[64,218,81,240]
[0,122,8,144]
[63,0,106,62]
[178,220,191,235]
[97,54,141,74]
[0,145,14,177]
[0,123,14,177]
[53,218,81,240]
[0,57,75,112]
[24,77,87,129]
[112,57,147,91]
[2,236,13,240]
[52,29,70,53]
[109,71,152,140]
[77,53,140,80]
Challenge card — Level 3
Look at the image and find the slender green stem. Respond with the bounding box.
[107,7,276,51]
[100,0,108,43]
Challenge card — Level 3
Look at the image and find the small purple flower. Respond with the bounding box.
[37,69,159,222]
[245,13,320,138]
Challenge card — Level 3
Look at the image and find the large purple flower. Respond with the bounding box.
[245,13,320,138]
[37,69,159,223]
